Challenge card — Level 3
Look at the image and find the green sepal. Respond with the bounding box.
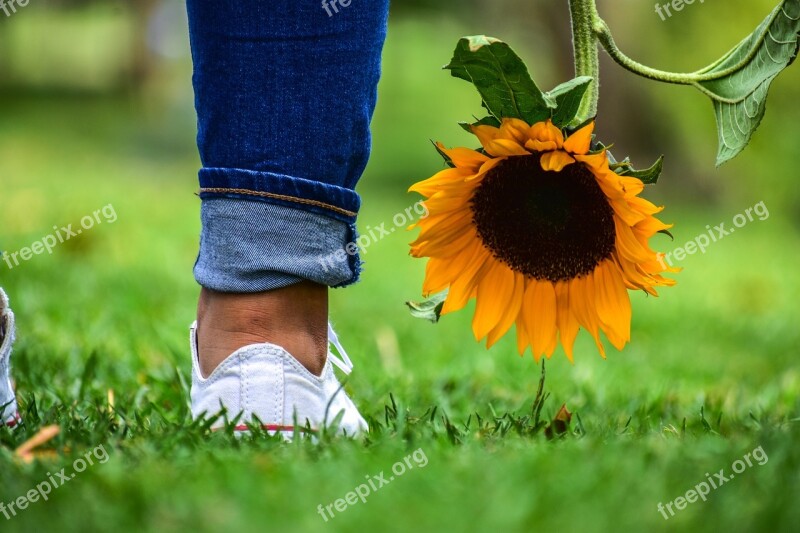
[658,229,675,240]
[458,116,501,133]
[611,155,664,185]
[431,140,455,168]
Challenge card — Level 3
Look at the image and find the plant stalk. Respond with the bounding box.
[568,0,601,125]
[591,6,784,85]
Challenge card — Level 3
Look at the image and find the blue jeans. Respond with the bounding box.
[186,0,390,292]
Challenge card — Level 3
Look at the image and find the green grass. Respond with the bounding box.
[1,97,798,533]
[2,16,800,531]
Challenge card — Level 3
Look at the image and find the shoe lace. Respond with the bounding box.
[327,323,354,375]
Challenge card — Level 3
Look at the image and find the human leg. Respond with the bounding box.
[185,0,390,434]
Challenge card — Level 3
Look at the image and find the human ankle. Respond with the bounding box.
[196,282,329,377]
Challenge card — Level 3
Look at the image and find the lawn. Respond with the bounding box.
[1,14,800,533]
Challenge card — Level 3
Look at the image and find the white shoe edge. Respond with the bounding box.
[188,321,366,439]
[0,288,21,428]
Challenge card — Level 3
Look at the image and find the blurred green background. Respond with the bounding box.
[1,1,799,532]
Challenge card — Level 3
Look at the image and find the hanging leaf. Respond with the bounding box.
[545,76,594,128]
[693,0,800,165]
[406,290,448,323]
[445,36,553,125]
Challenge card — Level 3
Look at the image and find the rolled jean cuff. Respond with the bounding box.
[194,196,361,293]
[199,167,361,222]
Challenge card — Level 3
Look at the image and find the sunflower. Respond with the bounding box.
[409,118,677,361]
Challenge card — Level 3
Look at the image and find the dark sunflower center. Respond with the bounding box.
[470,154,615,282]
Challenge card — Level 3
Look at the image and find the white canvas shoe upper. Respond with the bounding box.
[189,322,367,437]
[0,288,21,428]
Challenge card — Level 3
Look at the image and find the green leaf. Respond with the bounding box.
[694,0,800,165]
[405,290,448,323]
[445,36,552,125]
[611,155,664,184]
[545,76,594,128]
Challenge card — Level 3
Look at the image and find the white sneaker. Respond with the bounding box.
[0,288,21,428]
[189,321,367,438]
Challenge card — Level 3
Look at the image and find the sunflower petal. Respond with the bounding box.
[595,261,631,350]
[528,119,564,149]
[614,217,653,264]
[540,151,576,172]
[417,190,472,215]
[515,315,529,356]
[411,227,480,260]
[435,143,490,171]
[499,118,531,144]
[485,139,529,157]
[619,176,645,197]
[465,156,506,182]
[616,199,650,227]
[555,281,579,363]
[628,196,664,216]
[408,167,472,197]
[634,216,672,236]
[574,151,606,170]
[440,243,490,315]
[525,139,559,152]
[563,121,595,154]
[614,253,659,291]
[472,259,516,341]
[471,124,501,151]
[422,257,458,295]
[413,209,472,241]
[522,279,558,361]
[569,273,606,358]
[487,271,525,348]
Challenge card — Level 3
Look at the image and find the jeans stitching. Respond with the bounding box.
[199,187,358,218]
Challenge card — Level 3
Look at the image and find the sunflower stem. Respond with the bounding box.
[568,0,602,126]
[594,19,706,84]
